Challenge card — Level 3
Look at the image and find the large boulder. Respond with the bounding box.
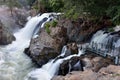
[25,25,67,67]
[60,16,113,43]
[0,20,15,45]
[58,56,83,75]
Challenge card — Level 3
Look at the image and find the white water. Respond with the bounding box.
[0,13,57,80]
[90,30,120,56]
[0,12,83,80]
[25,47,83,80]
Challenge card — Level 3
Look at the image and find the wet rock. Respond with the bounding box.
[67,43,78,54]
[58,57,83,75]
[60,17,113,43]
[14,8,29,27]
[82,53,114,72]
[52,65,120,80]
[25,25,67,67]
[0,20,15,45]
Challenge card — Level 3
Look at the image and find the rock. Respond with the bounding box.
[60,17,113,43]
[14,8,29,27]
[66,43,78,55]
[57,51,114,76]
[52,65,120,80]
[0,6,30,32]
[25,25,67,66]
[58,56,83,75]
[0,20,15,45]
[52,70,97,80]
[82,53,114,72]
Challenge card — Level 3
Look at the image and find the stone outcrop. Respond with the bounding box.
[55,52,114,76]
[0,20,15,45]
[58,56,83,75]
[25,25,67,67]
[59,16,113,43]
[52,65,120,80]
[14,8,29,27]
[0,6,31,32]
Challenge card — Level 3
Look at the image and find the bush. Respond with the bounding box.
[51,20,58,27]
[45,22,51,34]
[44,20,58,34]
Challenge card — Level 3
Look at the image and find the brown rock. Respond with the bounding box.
[25,25,67,66]
[52,65,120,80]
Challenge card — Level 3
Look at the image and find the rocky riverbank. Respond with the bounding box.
[52,65,120,80]
[0,5,32,45]
[24,14,120,80]
[25,15,113,66]
[0,5,119,80]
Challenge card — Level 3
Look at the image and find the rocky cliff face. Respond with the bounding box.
[0,20,15,45]
[0,6,30,32]
[0,6,32,45]
[60,17,113,43]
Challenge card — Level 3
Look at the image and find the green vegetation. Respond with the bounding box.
[107,28,114,32]
[51,20,58,27]
[1,0,120,24]
[45,22,51,34]
[30,0,120,25]
[45,20,58,34]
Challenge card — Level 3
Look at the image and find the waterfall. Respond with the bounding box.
[90,30,120,57]
[0,13,57,80]
[25,47,83,80]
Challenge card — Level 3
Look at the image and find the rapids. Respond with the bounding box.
[0,13,56,80]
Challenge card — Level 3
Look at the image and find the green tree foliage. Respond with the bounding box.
[31,0,120,24]
[45,20,58,34]
[49,0,64,12]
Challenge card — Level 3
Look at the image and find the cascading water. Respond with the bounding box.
[25,46,83,80]
[0,13,57,80]
[90,30,120,57]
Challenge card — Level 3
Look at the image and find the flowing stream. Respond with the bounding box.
[0,13,56,80]
[25,46,83,80]
[0,13,83,80]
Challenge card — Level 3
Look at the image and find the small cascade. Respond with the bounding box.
[89,30,120,64]
[90,30,120,53]
[25,47,83,80]
[0,13,58,80]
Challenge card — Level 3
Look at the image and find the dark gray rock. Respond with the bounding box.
[60,17,113,43]
[58,57,83,75]
[0,20,15,45]
[25,25,67,67]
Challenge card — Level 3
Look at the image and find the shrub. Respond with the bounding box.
[51,20,58,27]
[45,22,51,34]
